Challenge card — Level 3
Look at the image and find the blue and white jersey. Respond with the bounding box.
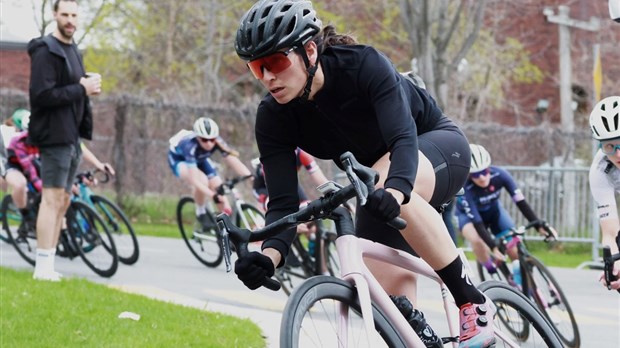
[168,129,231,165]
[457,166,525,224]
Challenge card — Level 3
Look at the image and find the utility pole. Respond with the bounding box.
[543,5,600,164]
[543,5,600,234]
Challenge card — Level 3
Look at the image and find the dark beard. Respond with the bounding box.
[57,25,74,41]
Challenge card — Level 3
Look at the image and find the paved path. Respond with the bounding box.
[2,235,619,347]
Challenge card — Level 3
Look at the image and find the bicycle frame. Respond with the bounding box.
[219,152,557,348]
[335,233,461,347]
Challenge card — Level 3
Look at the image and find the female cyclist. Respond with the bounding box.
[168,116,252,229]
[457,144,556,281]
[588,96,620,290]
[233,1,495,346]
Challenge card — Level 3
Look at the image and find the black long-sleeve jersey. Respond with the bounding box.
[255,44,446,260]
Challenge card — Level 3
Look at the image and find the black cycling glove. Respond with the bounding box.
[363,188,400,223]
[234,251,275,290]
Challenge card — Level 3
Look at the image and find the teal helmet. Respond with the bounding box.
[11,109,31,131]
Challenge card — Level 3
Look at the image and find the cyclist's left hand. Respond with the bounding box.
[363,188,400,223]
[598,266,620,290]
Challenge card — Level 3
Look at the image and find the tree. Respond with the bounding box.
[83,0,255,105]
[398,0,488,108]
[30,0,112,46]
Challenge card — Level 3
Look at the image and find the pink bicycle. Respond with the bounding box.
[217,152,562,347]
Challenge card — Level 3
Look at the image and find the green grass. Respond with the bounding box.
[461,239,592,268]
[133,222,180,239]
[0,267,265,348]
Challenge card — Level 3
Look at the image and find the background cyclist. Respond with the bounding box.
[588,96,620,290]
[5,111,39,231]
[168,116,252,230]
[456,144,557,280]
[5,110,117,234]
[233,1,495,346]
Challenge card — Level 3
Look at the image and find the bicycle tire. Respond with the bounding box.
[2,195,36,265]
[66,201,118,278]
[476,260,529,339]
[0,195,10,243]
[280,275,406,348]
[524,256,580,347]
[90,195,140,265]
[176,196,223,268]
[478,280,563,348]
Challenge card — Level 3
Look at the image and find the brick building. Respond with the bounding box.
[0,38,29,92]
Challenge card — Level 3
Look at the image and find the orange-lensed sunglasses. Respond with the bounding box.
[247,47,297,80]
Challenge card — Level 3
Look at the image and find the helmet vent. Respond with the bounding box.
[286,18,296,35]
[260,5,272,19]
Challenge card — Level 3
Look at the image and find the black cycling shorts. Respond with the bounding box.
[356,117,470,256]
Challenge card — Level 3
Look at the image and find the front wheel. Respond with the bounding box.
[66,201,118,278]
[90,195,140,265]
[524,256,580,347]
[280,276,406,348]
[176,196,222,268]
[479,280,563,348]
[2,195,36,265]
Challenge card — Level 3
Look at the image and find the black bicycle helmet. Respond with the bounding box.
[235,0,322,61]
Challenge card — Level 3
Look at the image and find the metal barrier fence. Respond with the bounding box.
[500,166,599,261]
[335,165,601,262]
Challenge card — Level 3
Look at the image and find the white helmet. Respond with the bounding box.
[470,144,491,173]
[193,117,219,139]
[21,112,30,131]
[589,96,620,141]
[611,0,620,22]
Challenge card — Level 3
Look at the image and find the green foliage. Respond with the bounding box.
[457,31,544,109]
[0,267,265,347]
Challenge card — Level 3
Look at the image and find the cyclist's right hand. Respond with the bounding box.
[598,267,620,290]
[234,251,275,290]
[491,247,505,262]
[534,221,557,242]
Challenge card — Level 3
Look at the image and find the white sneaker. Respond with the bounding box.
[33,271,61,282]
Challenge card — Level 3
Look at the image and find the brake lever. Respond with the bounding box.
[216,214,281,291]
[218,219,234,273]
[602,246,620,292]
[340,152,407,230]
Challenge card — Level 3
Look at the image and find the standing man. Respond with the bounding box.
[27,0,101,281]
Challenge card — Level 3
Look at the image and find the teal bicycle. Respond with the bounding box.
[74,169,139,265]
[2,183,119,277]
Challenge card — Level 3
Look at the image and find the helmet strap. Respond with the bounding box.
[295,46,318,101]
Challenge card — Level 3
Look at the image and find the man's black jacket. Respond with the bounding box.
[27,34,93,146]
